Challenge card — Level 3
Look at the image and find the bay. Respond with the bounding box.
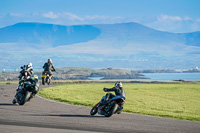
[143,73,200,81]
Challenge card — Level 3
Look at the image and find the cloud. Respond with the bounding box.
[1,12,200,33]
[42,11,58,19]
[140,14,200,33]
[42,11,83,20]
[85,15,108,20]
[9,13,23,17]
[157,14,182,22]
[183,16,192,21]
[62,12,83,21]
[41,11,111,21]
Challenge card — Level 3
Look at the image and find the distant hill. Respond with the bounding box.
[0,22,200,70]
[0,22,101,47]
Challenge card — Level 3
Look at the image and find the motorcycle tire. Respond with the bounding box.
[90,106,98,116]
[104,103,117,117]
[42,77,45,85]
[47,78,51,85]
[18,91,31,105]
[18,92,27,105]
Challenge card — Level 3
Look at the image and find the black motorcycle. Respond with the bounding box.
[12,81,34,105]
[42,70,51,85]
[90,95,125,117]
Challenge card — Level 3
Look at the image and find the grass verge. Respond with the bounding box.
[38,82,200,122]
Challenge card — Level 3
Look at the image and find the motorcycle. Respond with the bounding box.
[13,81,34,105]
[42,71,51,85]
[90,95,125,117]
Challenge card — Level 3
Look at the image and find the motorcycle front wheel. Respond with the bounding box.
[104,103,117,117]
[90,106,98,116]
[47,78,51,85]
[18,92,28,105]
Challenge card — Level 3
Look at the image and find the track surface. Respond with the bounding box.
[0,84,200,133]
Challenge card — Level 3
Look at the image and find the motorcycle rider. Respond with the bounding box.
[102,81,126,113]
[42,59,56,78]
[13,75,40,104]
[18,63,33,80]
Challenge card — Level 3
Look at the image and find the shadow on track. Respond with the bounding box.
[30,114,104,118]
[0,103,16,106]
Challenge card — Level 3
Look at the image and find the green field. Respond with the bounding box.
[38,82,200,122]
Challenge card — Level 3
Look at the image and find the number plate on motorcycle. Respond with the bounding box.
[42,75,46,78]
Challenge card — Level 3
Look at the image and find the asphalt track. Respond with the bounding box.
[0,84,200,133]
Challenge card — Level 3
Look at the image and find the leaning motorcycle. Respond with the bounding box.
[42,71,51,85]
[13,81,34,105]
[90,95,125,117]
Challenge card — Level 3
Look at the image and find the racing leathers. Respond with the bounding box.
[104,86,126,101]
[103,86,126,111]
[42,62,56,77]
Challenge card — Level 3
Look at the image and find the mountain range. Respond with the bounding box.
[0,22,200,71]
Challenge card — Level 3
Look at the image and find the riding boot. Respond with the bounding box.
[117,106,124,114]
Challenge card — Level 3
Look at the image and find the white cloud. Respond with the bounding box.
[2,11,200,33]
[9,13,22,17]
[157,14,182,22]
[62,12,83,21]
[84,15,107,20]
[41,11,114,22]
[183,16,192,21]
[42,11,58,19]
[141,14,200,33]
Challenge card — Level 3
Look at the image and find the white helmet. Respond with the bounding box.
[115,81,122,87]
[48,59,52,63]
[28,62,32,67]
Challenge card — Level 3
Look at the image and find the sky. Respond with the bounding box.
[0,0,200,33]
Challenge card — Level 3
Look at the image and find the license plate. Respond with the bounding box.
[42,74,46,78]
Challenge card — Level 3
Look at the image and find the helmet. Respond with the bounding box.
[31,75,38,80]
[115,81,122,87]
[28,63,32,67]
[48,59,52,63]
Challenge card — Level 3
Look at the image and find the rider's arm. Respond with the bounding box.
[43,63,46,69]
[104,87,116,92]
[25,79,36,87]
[52,64,56,71]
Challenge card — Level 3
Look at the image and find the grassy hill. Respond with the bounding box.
[0,67,146,81]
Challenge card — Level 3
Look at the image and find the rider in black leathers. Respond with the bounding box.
[42,59,56,78]
[103,81,126,113]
